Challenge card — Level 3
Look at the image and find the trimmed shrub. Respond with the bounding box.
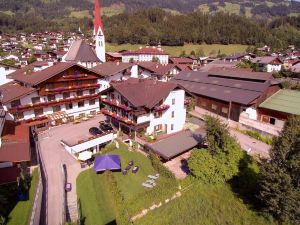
[148,152,176,180]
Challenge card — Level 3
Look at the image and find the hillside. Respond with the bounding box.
[0,0,299,19]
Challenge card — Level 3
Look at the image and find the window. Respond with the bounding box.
[201,101,207,107]
[172,98,175,105]
[154,125,162,131]
[154,112,162,118]
[77,91,83,97]
[5,67,9,71]
[76,81,82,86]
[270,117,276,125]
[89,99,95,105]
[53,105,61,112]
[46,83,54,90]
[66,103,73,110]
[111,93,115,99]
[221,107,228,114]
[62,82,68,88]
[171,124,174,131]
[89,89,96,95]
[63,92,70,99]
[211,104,217,110]
[34,108,43,117]
[31,97,40,104]
[11,99,21,108]
[172,111,175,118]
[78,101,84,108]
[47,95,55,101]
[14,112,24,120]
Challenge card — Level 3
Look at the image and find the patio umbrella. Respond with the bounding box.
[78,151,93,161]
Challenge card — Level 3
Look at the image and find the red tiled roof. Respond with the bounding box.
[0,82,36,104]
[104,78,178,109]
[0,167,21,185]
[138,62,180,76]
[122,47,168,56]
[0,121,30,163]
[169,57,194,64]
[10,62,104,86]
[92,62,133,77]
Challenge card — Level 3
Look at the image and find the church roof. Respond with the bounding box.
[94,0,104,35]
[64,39,101,63]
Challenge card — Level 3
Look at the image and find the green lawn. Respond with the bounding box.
[69,10,92,19]
[7,169,39,225]
[106,43,249,57]
[218,3,241,15]
[137,181,275,225]
[77,142,178,224]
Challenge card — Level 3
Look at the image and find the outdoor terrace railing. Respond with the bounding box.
[101,108,136,126]
[44,84,100,94]
[154,104,170,112]
[9,94,100,114]
[101,98,132,112]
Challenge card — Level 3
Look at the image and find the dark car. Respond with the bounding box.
[89,127,103,136]
[99,122,113,132]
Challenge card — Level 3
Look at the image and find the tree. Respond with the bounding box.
[259,116,300,224]
[188,116,244,184]
[27,55,37,64]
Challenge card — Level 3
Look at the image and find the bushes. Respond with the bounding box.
[104,172,131,225]
[148,152,176,180]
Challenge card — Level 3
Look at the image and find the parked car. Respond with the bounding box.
[89,127,103,136]
[99,121,113,132]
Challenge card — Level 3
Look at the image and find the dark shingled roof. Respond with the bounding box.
[0,82,36,104]
[92,62,133,77]
[147,130,203,160]
[0,167,21,185]
[64,39,101,62]
[173,70,273,105]
[103,78,178,109]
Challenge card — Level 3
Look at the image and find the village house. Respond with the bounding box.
[0,62,106,131]
[122,44,169,65]
[0,62,19,85]
[100,78,187,136]
[251,56,283,73]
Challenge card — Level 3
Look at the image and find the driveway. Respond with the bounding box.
[38,115,105,224]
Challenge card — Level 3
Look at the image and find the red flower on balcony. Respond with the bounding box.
[184,98,193,105]
[154,104,170,112]
[102,98,131,112]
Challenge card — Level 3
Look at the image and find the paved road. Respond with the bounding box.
[38,115,105,224]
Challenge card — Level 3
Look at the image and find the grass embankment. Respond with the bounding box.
[76,142,178,225]
[137,181,275,225]
[238,129,273,145]
[7,169,39,225]
[106,43,249,57]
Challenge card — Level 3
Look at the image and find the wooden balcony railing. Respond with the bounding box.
[154,104,170,112]
[101,98,132,112]
[9,94,100,114]
[44,84,100,94]
[101,108,136,126]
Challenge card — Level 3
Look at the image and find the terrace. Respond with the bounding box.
[44,83,100,94]
[101,108,136,126]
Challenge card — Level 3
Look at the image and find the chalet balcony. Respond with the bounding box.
[101,108,136,126]
[45,83,100,94]
[101,98,132,112]
[154,104,170,112]
[9,94,100,114]
[61,74,89,80]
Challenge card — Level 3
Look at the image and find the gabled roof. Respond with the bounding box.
[104,78,178,109]
[92,62,133,77]
[10,62,104,86]
[64,39,101,63]
[173,71,273,105]
[259,90,300,116]
[251,56,283,65]
[0,82,36,104]
[169,57,194,64]
[138,62,180,76]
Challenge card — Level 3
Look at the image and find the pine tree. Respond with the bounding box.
[259,116,300,224]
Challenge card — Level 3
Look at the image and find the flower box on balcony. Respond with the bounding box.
[154,105,170,112]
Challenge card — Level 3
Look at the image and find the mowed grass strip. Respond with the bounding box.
[7,169,39,225]
[106,43,249,57]
[137,182,275,225]
[77,169,115,225]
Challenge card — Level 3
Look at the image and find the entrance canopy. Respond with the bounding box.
[94,155,121,172]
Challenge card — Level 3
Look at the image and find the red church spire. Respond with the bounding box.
[94,0,104,35]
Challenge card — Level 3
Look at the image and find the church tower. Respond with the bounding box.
[94,0,106,62]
